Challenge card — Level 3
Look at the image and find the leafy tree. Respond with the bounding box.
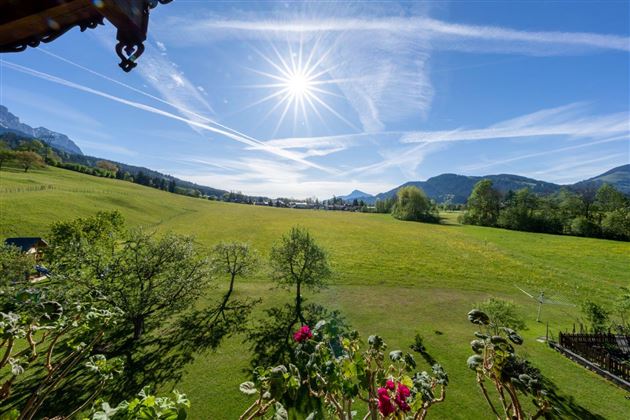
[47,211,212,341]
[96,160,118,174]
[0,148,14,170]
[270,227,331,323]
[601,208,630,240]
[391,186,437,222]
[375,196,396,214]
[595,183,627,213]
[0,244,33,285]
[463,179,501,226]
[614,287,630,333]
[498,188,539,231]
[581,300,610,333]
[478,298,527,335]
[570,216,601,238]
[210,241,260,312]
[13,150,44,172]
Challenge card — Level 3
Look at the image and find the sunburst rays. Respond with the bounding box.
[242,37,358,137]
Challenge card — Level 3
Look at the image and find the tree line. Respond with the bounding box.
[460,179,630,240]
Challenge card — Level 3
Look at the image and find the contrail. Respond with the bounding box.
[1,60,334,173]
[36,48,302,157]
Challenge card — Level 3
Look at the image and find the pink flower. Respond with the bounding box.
[377,387,395,416]
[393,384,411,412]
[293,325,313,343]
[385,379,395,391]
[397,384,410,399]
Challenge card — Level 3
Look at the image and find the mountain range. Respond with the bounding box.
[0,105,83,155]
[338,165,630,205]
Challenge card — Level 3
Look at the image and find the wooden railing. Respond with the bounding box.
[558,332,630,381]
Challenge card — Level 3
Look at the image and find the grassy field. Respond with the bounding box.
[2,166,629,419]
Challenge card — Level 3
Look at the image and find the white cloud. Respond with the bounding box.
[400,103,630,144]
[175,156,391,198]
[137,46,215,132]
[461,134,630,172]
[78,140,137,156]
[172,16,630,53]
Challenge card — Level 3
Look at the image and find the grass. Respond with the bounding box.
[2,166,629,419]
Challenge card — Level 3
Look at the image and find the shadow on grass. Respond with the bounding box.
[2,301,257,418]
[541,375,606,420]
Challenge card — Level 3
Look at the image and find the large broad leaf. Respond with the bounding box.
[389,350,403,362]
[273,402,288,420]
[467,309,490,325]
[467,355,483,370]
[239,381,258,395]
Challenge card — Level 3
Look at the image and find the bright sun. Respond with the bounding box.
[285,71,312,98]
[244,41,356,135]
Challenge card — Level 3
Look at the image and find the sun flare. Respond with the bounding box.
[285,71,312,98]
[242,40,356,135]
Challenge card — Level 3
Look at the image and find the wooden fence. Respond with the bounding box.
[558,332,630,382]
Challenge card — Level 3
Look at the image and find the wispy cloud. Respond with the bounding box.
[254,132,381,158]
[78,140,137,157]
[175,156,391,198]
[401,103,630,144]
[158,6,435,132]
[461,134,630,172]
[137,42,215,132]
[174,16,630,53]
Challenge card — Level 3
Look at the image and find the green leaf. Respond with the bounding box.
[239,381,257,395]
[467,354,483,370]
[467,309,490,325]
[273,402,288,420]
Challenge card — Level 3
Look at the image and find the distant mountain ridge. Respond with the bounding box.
[340,166,630,205]
[0,105,83,155]
[573,164,630,194]
[338,190,374,201]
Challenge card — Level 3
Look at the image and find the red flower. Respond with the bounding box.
[397,384,410,398]
[293,325,313,343]
[377,387,395,416]
[394,384,411,412]
[385,379,395,391]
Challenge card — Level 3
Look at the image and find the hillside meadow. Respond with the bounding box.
[1,166,629,418]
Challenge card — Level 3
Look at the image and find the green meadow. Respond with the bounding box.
[1,166,629,419]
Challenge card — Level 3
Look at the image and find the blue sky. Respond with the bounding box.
[1,1,629,198]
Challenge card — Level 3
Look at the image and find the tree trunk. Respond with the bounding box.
[133,317,144,341]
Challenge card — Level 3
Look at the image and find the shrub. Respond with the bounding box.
[570,216,601,237]
[241,321,448,419]
[466,309,551,419]
[581,300,610,333]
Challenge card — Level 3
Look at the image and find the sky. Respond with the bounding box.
[0,0,629,198]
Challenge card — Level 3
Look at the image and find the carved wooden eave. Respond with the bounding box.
[0,0,172,72]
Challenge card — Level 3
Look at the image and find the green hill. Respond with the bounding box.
[2,166,629,419]
[574,164,630,195]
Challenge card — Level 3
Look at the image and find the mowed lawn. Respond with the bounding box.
[2,166,629,419]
